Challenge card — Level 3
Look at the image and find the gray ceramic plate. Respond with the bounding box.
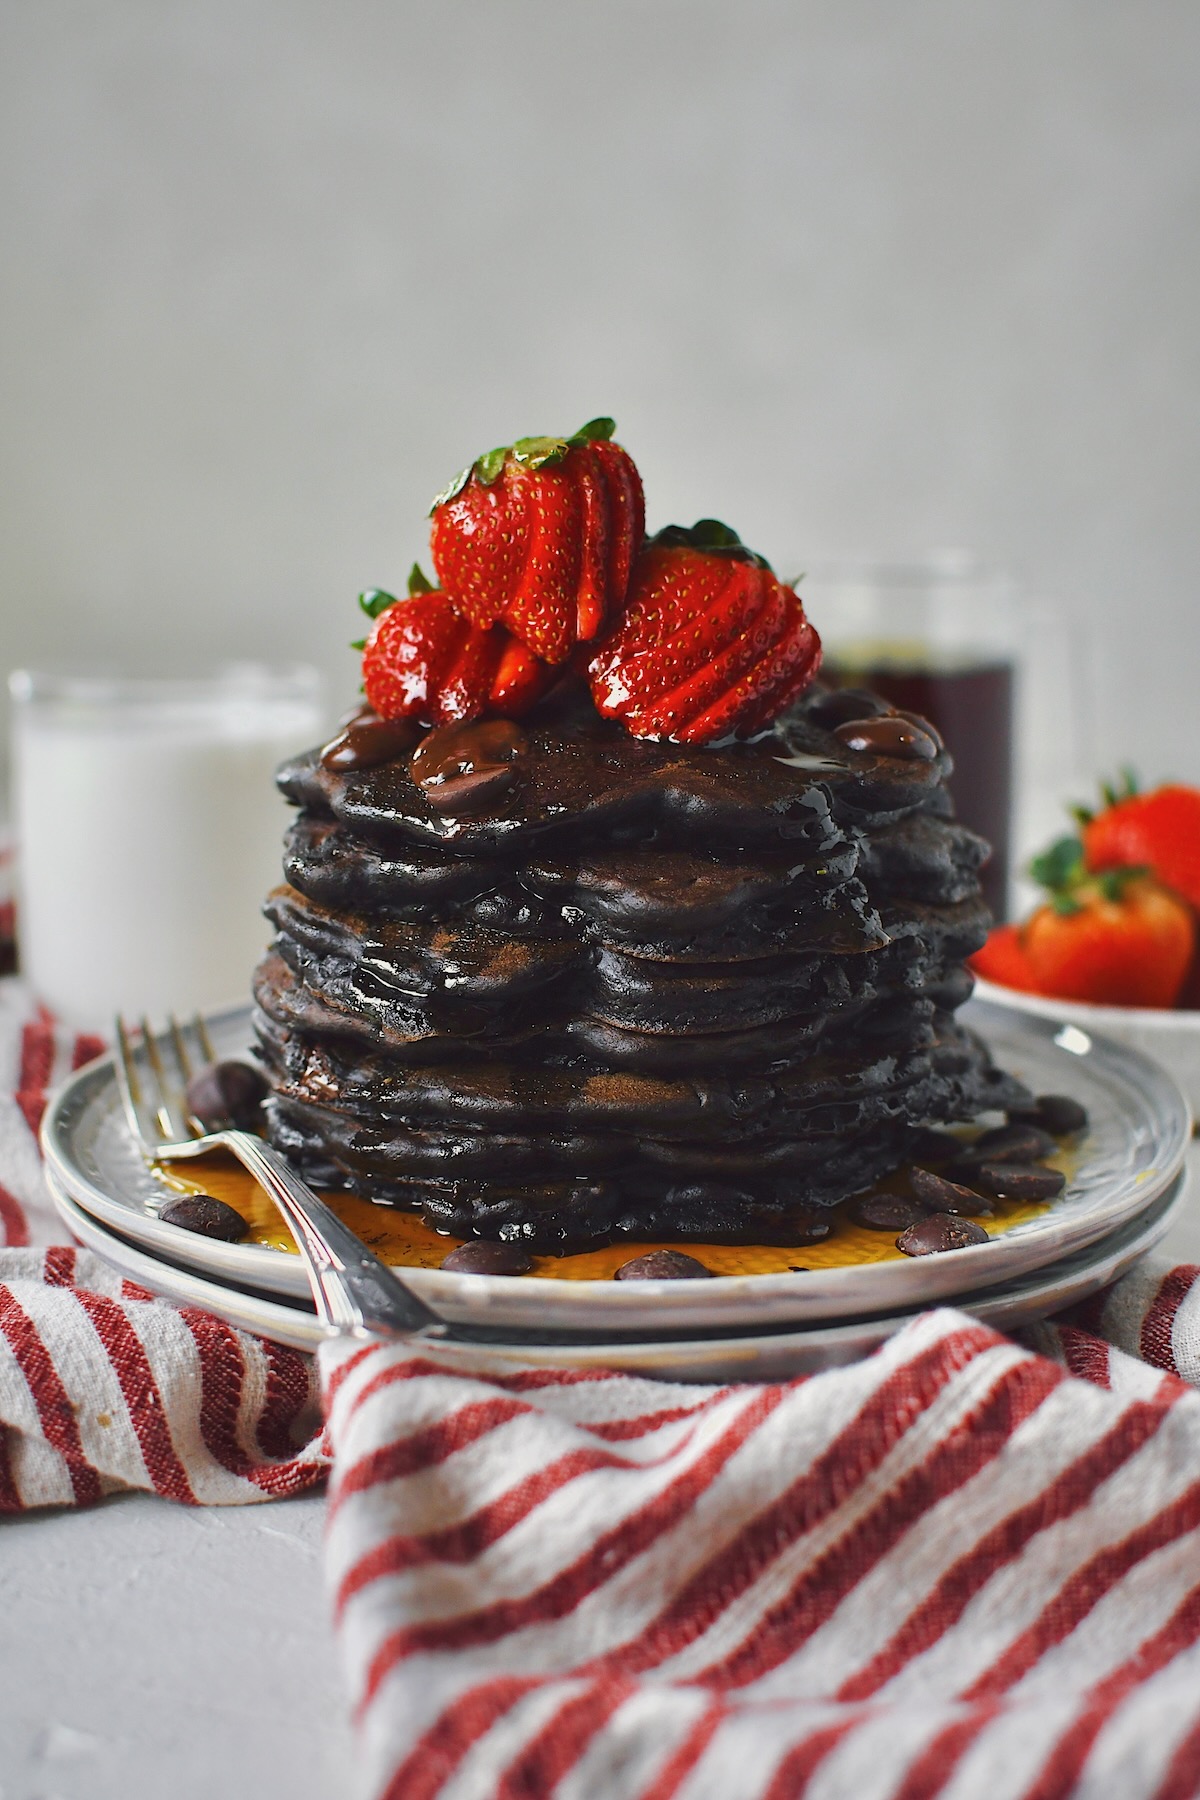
[47,1173,1187,1380]
[42,997,1191,1335]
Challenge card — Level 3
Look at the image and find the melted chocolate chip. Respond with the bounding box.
[894,709,944,751]
[832,716,940,761]
[806,688,896,730]
[968,1123,1057,1164]
[849,1193,930,1232]
[410,720,529,816]
[440,1240,534,1275]
[321,714,421,771]
[896,1213,989,1256]
[972,1162,1066,1201]
[614,1250,714,1280]
[160,1194,249,1241]
[1008,1094,1089,1137]
[910,1166,995,1216]
[185,1060,269,1132]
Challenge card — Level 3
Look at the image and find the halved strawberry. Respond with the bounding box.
[360,567,551,727]
[429,418,644,665]
[586,521,822,743]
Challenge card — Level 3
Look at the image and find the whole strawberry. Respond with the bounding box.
[969,923,1038,992]
[360,567,550,727]
[1018,836,1194,1008]
[1078,771,1200,911]
[429,418,644,666]
[587,520,822,743]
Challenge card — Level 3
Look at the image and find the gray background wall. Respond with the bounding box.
[2,1,1198,822]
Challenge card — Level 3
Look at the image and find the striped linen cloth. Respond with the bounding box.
[2,979,1200,1795]
[0,978,328,1505]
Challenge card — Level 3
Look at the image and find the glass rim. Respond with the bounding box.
[799,552,1012,590]
[9,662,323,711]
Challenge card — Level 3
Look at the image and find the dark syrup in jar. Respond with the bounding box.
[825,657,1014,921]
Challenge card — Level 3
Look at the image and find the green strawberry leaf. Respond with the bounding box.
[510,435,569,470]
[475,445,510,484]
[1098,864,1150,902]
[430,463,474,510]
[358,588,397,620]
[350,637,366,652]
[431,418,620,512]
[407,562,434,596]
[650,519,773,571]
[1030,835,1085,895]
[569,417,616,444]
[1099,766,1141,809]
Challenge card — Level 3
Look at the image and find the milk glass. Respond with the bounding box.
[9,665,324,1030]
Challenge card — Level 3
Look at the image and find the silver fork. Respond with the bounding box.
[114,1012,448,1342]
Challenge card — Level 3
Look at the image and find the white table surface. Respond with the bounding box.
[4,1142,1197,1800]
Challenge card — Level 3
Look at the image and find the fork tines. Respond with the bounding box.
[114,1012,215,1153]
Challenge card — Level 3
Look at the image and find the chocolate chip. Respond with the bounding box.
[806,688,895,730]
[910,1167,995,1217]
[896,1213,990,1256]
[160,1194,249,1241]
[972,1162,1066,1201]
[833,716,940,761]
[894,709,944,751]
[440,1240,534,1275]
[410,720,529,817]
[1008,1094,1089,1138]
[968,1123,1058,1164]
[422,765,520,815]
[320,714,421,771]
[849,1193,931,1232]
[185,1060,269,1132]
[615,1250,714,1280]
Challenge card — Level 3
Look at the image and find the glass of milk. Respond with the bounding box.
[8,664,324,1031]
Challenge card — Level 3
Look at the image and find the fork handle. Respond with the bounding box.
[222,1132,446,1340]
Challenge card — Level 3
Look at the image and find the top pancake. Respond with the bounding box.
[276,689,952,857]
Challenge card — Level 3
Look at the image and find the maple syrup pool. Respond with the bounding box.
[158,1147,1068,1278]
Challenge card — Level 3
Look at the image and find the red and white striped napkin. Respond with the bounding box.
[0,980,327,1504]
[323,1283,1200,1800]
[2,974,1200,1797]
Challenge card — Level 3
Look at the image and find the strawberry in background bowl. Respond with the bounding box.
[971,774,1200,1113]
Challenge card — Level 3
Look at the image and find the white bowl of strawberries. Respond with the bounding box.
[971,777,1200,1114]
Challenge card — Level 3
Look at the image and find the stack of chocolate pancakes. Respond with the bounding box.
[252,683,1026,1253]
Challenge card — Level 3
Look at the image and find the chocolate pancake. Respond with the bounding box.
[255,685,1019,1249]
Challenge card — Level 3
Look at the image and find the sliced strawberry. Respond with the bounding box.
[429,419,645,665]
[361,575,552,727]
[591,436,641,620]
[587,522,822,743]
[503,461,582,664]
[689,604,822,742]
